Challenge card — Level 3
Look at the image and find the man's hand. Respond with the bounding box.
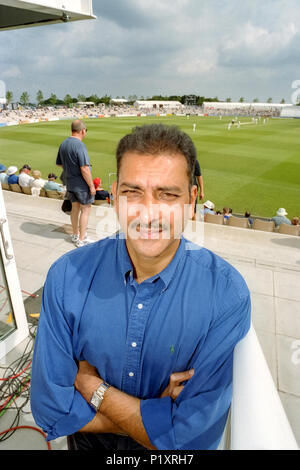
[199,192,204,201]
[75,361,194,403]
[74,361,193,445]
[160,369,194,401]
[89,185,96,196]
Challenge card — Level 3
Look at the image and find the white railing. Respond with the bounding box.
[230,324,298,450]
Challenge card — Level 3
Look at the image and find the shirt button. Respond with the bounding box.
[129,372,134,377]
[131,342,137,348]
[138,303,143,309]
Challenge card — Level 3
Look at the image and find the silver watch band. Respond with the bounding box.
[90,381,110,411]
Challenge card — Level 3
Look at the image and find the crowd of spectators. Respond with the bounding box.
[203,105,283,118]
[0,162,110,203]
[0,103,203,125]
[0,99,290,127]
[0,163,65,194]
[200,199,299,229]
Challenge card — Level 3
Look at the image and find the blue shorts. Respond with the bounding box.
[66,190,94,205]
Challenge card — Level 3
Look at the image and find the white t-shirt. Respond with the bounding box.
[31,178,46,189]
[19,172,34,187]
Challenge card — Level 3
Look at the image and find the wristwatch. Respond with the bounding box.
[90,381,110,411]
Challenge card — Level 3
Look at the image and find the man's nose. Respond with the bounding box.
[139,193,159,225]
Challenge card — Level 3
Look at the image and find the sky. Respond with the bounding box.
[1,0,300,103]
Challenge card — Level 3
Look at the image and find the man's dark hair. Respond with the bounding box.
[116,124,197,189]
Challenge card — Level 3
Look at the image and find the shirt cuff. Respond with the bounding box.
[46,390,96,441]
[140,397,175,450]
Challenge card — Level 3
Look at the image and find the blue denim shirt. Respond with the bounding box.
[30,234,251,449]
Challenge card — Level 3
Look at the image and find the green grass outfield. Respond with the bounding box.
[0,115,299,219]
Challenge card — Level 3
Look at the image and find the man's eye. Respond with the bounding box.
[122,190,139,196]
[160,193,178,200]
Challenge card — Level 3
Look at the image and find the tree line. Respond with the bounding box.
[4,90,290,107]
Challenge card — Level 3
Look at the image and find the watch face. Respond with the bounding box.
[91,392,100,409]
[90,383,109,411]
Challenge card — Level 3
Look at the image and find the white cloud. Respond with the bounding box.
[2,65,22,79]
[1,0,300,101]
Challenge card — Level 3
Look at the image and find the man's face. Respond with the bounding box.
[112,151,197,260]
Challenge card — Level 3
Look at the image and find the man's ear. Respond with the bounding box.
[189,185,198,218]
[112,180,117,198]
[112,181,118,211]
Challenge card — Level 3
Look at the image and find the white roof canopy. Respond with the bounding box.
[0,0,96,31]
[135,100,183,108]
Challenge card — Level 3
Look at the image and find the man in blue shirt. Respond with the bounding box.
[56,120,96,247]
[31,124,251,450]
[7,166,19,185]
[43,173,64,192]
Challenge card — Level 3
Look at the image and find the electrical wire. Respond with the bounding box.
[0,426,51,450]
[0,320,51,449]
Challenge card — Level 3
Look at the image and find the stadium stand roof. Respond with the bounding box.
[111,98,128,104]
[203,101,293,109]
[0,0,96,31]
[280,106,300,118]
[134,100,183,109]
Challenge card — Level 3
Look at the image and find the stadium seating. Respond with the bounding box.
[21,186,32,195]
[205,213,225,225]
[45,190,64,200]
[278,223,300,236]
[228,216,250,229]
[93,199,109,206]
[252,219,275,232]
[10,184,22,193]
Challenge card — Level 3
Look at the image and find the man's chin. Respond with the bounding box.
[126,236,178,258]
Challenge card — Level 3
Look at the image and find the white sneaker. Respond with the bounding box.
[83,235,93,243]
[71,234,79,243]
[75,237,93,248]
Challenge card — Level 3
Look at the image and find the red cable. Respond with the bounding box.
[0,381,30,411]
[0,360,32,381]
[0,425,51,450]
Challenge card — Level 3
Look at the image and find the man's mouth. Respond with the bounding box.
[137,226,164,239]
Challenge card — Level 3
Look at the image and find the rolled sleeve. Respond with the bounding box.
[45,390,95,441]
[30,258,95,441]
[140,292,251,450]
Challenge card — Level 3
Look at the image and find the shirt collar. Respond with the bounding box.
[117,232,186,289]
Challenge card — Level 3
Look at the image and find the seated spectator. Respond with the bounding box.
[93,177,110,201]
[19,164,34,187]
[31,170,46,189]
[7,166,19,185]
[43,173,64,192]
[291,217,299,226]
[201,200,215,221]
[244,211,253,226]
[0,164,8,184]
[222,207,232,222]
[271,208,291,228]
[203,200,215,215]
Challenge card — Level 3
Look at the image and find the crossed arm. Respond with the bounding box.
[74,361,194,450]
